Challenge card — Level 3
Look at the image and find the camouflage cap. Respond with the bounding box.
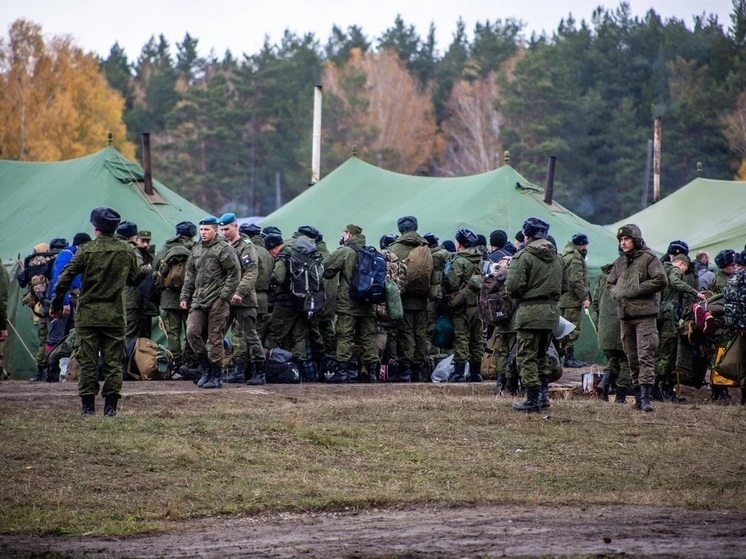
[137,230,152,240]
[345,224,363,236]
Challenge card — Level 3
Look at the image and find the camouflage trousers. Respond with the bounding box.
[399,309,429,365]
[229,306,265,364]
[604,348,631,389]
[335,314,377,364]
[560,306,582,348]
[655,325,678,381]
[186,299,231,364]
[452,307,483,364]
[0,337,5,379]
[76,326,125,398]
[36,318,48,367]
[516,328,553,389]
[620,317,658,386]
[162,308,196,366]
[497,331,517,380]
[265,305,310,362]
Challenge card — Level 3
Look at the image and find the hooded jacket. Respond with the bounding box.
[607,244,667,319]
[388,231,429,311]
[443,247,483,311]
[559,242,589,308]
[322,233,374,317]
[180,236,240,311]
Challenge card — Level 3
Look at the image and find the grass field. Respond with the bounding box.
[1,381,744,538]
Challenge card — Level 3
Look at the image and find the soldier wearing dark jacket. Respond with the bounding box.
[116,220,150,347]
[239,222,274,343]
[313,232,338,356]
[50,207,139,416]
[153,221,197,376]
[506,217,564,413]
[180,216,240,389]
[711,249,737,295]
[323,224,378,383]
[559,233,591,368]
[443,228,484,382]
[388,216,431,382]
[607,224,667,412]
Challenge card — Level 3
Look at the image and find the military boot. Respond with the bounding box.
[495,373,507,395]
[595,370,612,401]
[31,364,47,382]
[512,387,541,413]
[80,395,95,416]
[539,376,551,409]
[202,362,223,389]
[448,361,466,383]
[391,359,411,383]
[366,362,380,383]
[639,384,654,412]
[224,359,246,383]
[468,361,483,383]
[246,362,266,385]
[196,355,211,387]
[615,387,628,404]
[410,362,423,383]
[633,385,642,410]
[564,347,584,368]
[103,395,119,416]
[506,374,519,396]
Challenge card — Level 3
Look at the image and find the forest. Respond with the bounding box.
[2,1,746,224]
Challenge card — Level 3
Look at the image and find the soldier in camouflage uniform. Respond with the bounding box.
[506,218,565,413]
[559,233,591,368]
[239,223,274,345]
[443,228,484,383]
[50,207,139,416]
[116,221,150,349]
[0,261,8,380]
[180,216,240,389]
[424,233,450,343]
[153,221,197,377]
[607,224,668,413]
[219,213,265,384]
[711,250,737,295]
[309,229,338,359]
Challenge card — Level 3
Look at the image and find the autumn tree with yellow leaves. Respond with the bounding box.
[0,19,134,161]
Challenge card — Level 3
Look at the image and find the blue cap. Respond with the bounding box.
[218,212,237,226]
[199,216,219,225]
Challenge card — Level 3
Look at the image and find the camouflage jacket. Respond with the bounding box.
[180,237,240,311]
[228,234,259,308]
[153,235,195,310]
[591,264,622,352]
[607,246,667,319]
[388,231,429,310]
[0,262,9,331]
[559,243,589,308]
[323,234,374,317]
[443,248,483,311]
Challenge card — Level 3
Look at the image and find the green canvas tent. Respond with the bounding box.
[0,147,209,378]
[611,177,746,257]
[262,157,623,362]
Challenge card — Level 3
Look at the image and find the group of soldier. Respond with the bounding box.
[8,203,745,415]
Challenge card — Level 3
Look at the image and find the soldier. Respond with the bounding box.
[506,218,564,412]
[116,220,150,347]
[607,224,668,413]
[388,216,432,382]
[154,221,197,378]
[443,228,484,383]
[50,207,139,415]
[136,230,154,262]
[559,233,591,368]
[0,261,8,380]
[239,222,274,344]
[323,224,378,383]
[425,232,451,346]
[219,213,265,384]
[308,228,338,360]
[711,249,737,295]
[180,216,240,389]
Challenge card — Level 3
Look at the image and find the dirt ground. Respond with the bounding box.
[1,371,744,558]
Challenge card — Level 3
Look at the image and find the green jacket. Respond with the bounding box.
[506,238,564,330]
[711,270,730,295]
[229,234,259,308]
[429,245,451,301]
[270,244,292,307]
[559,242,589,308]
[181,237,240,311]
[252,242,273,314]
[153,235,195,310]
[249,234,265,248]
[0,262,9,331]
[591,264,622,352]
[443,248,483,311]
[607,246,667,319]
[117,236,148,311]
[52,234,139,330]
[389,231,429,310]
[660,262,699,320]
[323,233,374,317]
[316,239,338,321]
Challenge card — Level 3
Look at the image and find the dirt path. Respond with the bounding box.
[2,503,745,558]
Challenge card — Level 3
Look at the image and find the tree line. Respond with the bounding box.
[3,1,746,224]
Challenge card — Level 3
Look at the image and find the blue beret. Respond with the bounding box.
[116,220,138,239]
[218,212,237,226]
[199,216,218,225]
[522,217,550,240]
[397,215,418,233]
[572,233,589,246]
[176,221,197,237]
[90,206,121,234]
[240,223,261,236]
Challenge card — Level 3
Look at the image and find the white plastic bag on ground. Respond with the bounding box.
[431,355,469,383]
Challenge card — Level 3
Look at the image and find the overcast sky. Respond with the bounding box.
[0,0,735,60]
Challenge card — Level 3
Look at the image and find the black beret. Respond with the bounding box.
[397,215,418,233]
[239,223,261,237]
[455,227,478,248]
[667,239,689,256]
[522,217,550,240]
[423,232,439,248]
[116,220,138,239]
[72,232,91,247]
[176,221,197,237]
[262,226,282,238]
[264,233,284,250]
[298,225,320,240]
[380,233,398,250]
[90,206,121,234]
[572,233,589,246]
[489,230,507,248]
[715,249,737,269]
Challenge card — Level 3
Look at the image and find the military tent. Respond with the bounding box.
[0,147,208,378]
[262,156,622,362]
[611,177,746,257]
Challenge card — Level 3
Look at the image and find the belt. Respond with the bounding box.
[518,299,555,307]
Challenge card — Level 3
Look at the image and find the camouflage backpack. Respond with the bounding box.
[723,269,746,329]
[18,250,58,307]
[376,251,408,320]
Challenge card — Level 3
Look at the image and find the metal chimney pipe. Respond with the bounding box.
[142,132,154,196]
[311,85,322,185]
[653,117,661,203]
[544,156,556,205]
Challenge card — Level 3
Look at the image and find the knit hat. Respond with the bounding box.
[264,234,284,250]
[239,223,261,237]
[423,232,439,248]
[380,233,398,250]
[476,234,487,247]
[298,225,320,240]
[90,207,121,234]
[571,233,589,246]
[176,221,197,238]
[442,240,456,253]
[515,230,525,243]
[667,239,689,256]
[715,249,737,269]
[116,220,138,239]
[218,212,237,226]
[262,226,282,238]
[489,230,507,248]
[616,223,642,240]
[397,215,418,233]
[199,216,218,226]
[72,232,92,247]
[522,217,550,240]
[455,227,478,248]
[345,224,363,236]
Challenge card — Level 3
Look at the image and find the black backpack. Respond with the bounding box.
[350,246,387,304]
[287,236,326,315]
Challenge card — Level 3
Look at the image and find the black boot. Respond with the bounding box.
[196,354,211,387]
[595,370,612,401]
[468,361,483,383]
[615,386,629,404]
[512,387,541,413]
[202,362,223,389]
[365,363,380,383]
[31,364,47,382]
[246,362,266,385]
[410,362,422,383]
[633,385,642,410]
[495,373,507,395]
[448,361,466,383]
[652,373,665,401]
[639,384,654,412]
[224,359,246,383]
[539,376,551,409]
[80,395,95,415]
[563,347,583,368]
[391,359,411,383]
[506,374,519,396]
[103,395,119,416]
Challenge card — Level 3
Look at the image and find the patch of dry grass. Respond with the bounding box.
[0,383,744,536]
